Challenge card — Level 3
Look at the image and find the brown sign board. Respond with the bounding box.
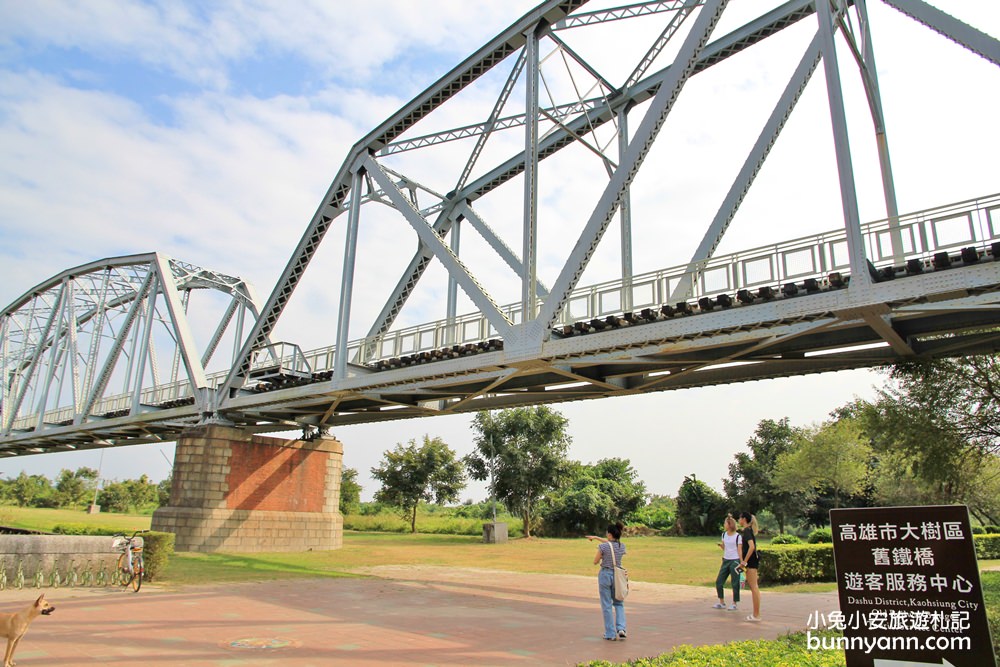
[830,505,995,667]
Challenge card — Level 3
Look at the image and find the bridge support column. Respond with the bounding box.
[151,425,343,552]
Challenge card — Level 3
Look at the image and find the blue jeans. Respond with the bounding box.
[598,567,626,638]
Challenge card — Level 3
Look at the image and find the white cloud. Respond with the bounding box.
[0,0,540,89]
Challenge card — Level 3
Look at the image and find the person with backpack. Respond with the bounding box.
[713,515,742,611]
[586,523,627,641]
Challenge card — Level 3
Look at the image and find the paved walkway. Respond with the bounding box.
[0,567,839,666]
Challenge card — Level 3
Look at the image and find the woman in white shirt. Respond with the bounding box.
[713,515,742,610]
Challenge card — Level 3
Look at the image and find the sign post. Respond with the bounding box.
[830,505,995,667]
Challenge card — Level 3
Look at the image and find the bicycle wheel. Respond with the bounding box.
[117,553,135,589]
[130,553,143,592]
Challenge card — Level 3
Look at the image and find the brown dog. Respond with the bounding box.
[1,595,54,667]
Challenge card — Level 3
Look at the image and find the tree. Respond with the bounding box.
[339,467,362,515]
[855,373,1000,525]
[464,406,572,537]
[53,467,99,507]
[723,418,802,533]
[541,458,647,536]
[7,472,53,507]
[633,494,676,532]
[774,419,872,510]
[372,435,466,533]
[157,475,172,507]
[97,474,158,513]
[880,357,1000,457]
[676,475,729,536]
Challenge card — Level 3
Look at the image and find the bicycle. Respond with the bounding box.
[67,559,80,587]
[95,560,107,587]
[81,560,94,588]
[14,559,24,590]
[112,530,147,592]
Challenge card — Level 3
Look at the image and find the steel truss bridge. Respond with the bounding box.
[2,0,999,456]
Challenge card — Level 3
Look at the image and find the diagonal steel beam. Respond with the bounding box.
[365,157,516,341]
[78,271,154,425]
[154,254,209,392]
[458,201,550,297]
[2,283,66,434]
[672,34,822,301]
[536,0,730,335]
[881,0,1000,67]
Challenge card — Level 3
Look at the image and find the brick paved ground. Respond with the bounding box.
[0,566,839,666]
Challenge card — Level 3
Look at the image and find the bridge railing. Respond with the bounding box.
[361,193,1000,361]
[10,194,1000,433]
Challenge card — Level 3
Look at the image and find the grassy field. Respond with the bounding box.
[0,506,151,533]
[165,533,728,587]
[163,532,842,591]
[2,507,996,594]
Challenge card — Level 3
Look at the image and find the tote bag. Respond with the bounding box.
[609,542,629,601]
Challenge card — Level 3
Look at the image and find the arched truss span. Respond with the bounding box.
[0,254,262,450]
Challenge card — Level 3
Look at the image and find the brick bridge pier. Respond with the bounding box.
[151,425,344,552]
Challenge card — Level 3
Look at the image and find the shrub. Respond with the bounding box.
[982,571,999,659]
[972,526,985,534]
[984,525,1000,534]
[770,533,803,545]
[580,630,846,666]
[141,531,174,582]
[758,544,836,584]
[51,523,118,536]
[975,534,1000,560]
[754,536,997,586]
[807,527,833,544]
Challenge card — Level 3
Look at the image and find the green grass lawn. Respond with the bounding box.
[159,532,729,588]
[0,506,992,596]
[163,532,839,590]
[0,506,150,533]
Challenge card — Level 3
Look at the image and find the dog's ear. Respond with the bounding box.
[34,595,45,607]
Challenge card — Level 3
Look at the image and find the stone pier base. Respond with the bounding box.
[152,425,343,552]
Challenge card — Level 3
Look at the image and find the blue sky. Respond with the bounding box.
[1,1,998,500]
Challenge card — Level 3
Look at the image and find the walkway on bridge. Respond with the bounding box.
[0,566,837,666]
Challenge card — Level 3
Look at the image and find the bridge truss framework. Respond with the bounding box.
[2,0,1000,454]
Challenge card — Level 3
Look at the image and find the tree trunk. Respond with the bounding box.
[522,510,531,538]
[411,505,417,533]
